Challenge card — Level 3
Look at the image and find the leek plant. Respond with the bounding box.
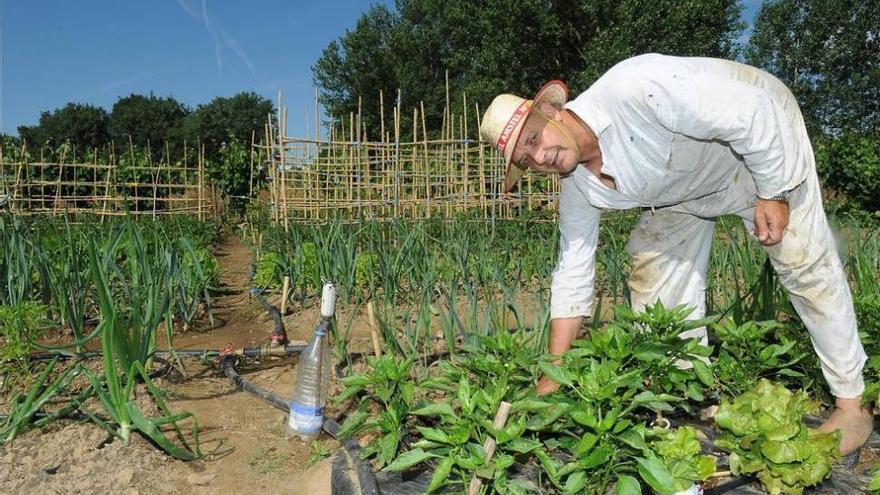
[0,359,86,442]
[81,234,201,459]
[0,216,47,308]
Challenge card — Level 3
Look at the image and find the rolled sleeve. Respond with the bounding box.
[640,70,809,199]
[550,178,600,320]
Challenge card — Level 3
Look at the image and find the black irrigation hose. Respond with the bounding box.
[704,476,755,494]
[324,418,381,495]
[248,250,288,345]
[26,344,308,362]
[220,354,290,412]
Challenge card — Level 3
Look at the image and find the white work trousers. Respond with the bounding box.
[626,164,867,399]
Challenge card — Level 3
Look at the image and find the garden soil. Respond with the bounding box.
[0,236,342,494]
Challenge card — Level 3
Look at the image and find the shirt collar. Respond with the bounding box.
[564,97,612,137]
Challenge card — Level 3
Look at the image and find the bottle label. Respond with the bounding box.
[288,401,324,434]
[290,402,325,417]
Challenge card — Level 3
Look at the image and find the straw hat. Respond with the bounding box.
[480,80,568,193]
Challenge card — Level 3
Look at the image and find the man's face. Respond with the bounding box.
[511,104,580,175]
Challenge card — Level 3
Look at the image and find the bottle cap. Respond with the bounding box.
[320,282,336,318]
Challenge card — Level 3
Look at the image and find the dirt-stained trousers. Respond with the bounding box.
[626,162,867,399]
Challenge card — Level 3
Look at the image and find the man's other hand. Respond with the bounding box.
[536,375,560,396]
[754,199,790,246]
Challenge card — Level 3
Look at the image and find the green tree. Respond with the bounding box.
[313,4,398,140]
[746,0,880,136]
[17,103,110,157]
[182,92,274,160]
[313,0,744,139]
[210,137,251,210]
[109,93,190,162]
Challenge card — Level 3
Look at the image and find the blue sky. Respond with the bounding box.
[1,0,762,139]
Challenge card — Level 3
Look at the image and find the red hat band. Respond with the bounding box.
[496,101,531,155]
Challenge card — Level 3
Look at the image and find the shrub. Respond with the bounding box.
[816,132,880,212]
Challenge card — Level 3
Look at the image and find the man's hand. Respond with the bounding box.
[535,316,582,396]
[536,375,561,396]
[753,199,790,246]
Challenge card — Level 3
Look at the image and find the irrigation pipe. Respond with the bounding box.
[26,343,307,362]
[220,354,291,412]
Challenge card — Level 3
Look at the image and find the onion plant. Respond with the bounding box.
[0,358,84,442]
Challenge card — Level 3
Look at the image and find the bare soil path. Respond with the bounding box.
[0,235,333,495]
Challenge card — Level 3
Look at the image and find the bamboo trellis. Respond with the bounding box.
[262,85,560,226]
[0,144,215,218]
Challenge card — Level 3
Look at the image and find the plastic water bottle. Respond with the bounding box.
[288,282,335,441]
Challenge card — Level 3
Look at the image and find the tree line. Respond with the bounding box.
[7,92,273,165]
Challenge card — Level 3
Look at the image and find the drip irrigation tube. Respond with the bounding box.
[248,252,288,345]
[704,476,755,494]
[219,354,290,412]
[26,344,307,362]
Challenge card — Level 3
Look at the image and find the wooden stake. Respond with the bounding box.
[280,276,290,315]
[366,301,381,358]
[467,401,512,495]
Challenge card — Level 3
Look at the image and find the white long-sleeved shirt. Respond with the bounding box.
[550,54,811,320]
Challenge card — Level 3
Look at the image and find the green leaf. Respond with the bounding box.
[338,410,368,438]
[570,410,598,429]
[378,430,401,466]
[692,359,714,387]
[534,448,559,482]
[636,454,677,495]
[618,428,648,451]
[458,376,473,415]
[416,426,450,445]
[615,475,642,495]
[510,398,554,412]
[562,471,587,494]
[383,448,437,472]
[341,373,370,387]
[400,382,415,405]
[634,342,672,361]
[760,438,811,464]
[574,432,599,457]
[427,456,454,493]
[411,402,456,419]
[538,362,573,387]
[335,385,364,403]
[410,439,444,450]
[580,444,613,470]
[505,438,542,453]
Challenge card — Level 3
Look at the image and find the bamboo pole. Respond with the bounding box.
[280,276,290,315]
[467,401,512,495]
[420,101,429,218]
[394,90,401,219]
[366,301,381,358]
[250,130,256,197]
[198,145,204,221]
[412,107,418,218]
[148,142,160,218]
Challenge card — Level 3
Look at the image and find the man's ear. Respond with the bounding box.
[537,101,564,122]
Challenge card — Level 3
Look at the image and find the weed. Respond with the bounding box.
[249,446,291,475]
[308,441,332,467]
